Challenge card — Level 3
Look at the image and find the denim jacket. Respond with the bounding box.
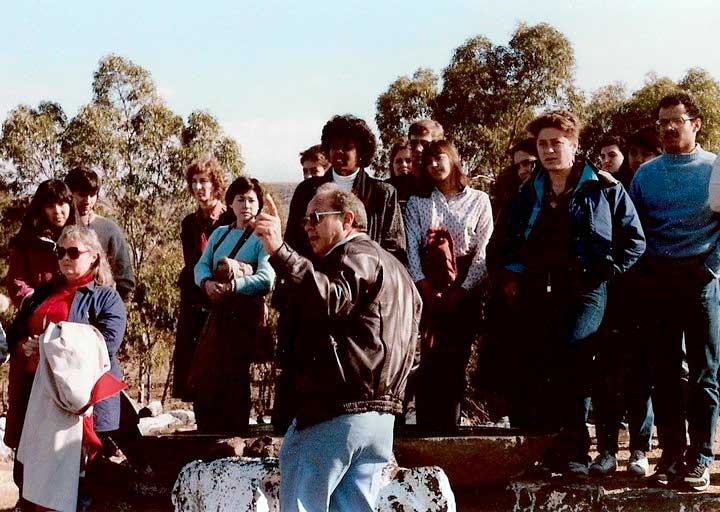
[8,281,127,431]
[491,159,646,283]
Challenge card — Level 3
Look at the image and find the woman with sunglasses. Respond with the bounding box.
[6,180,77,309]
[190,176,275,434]
[5,226,126,510]
[405,140,493,431]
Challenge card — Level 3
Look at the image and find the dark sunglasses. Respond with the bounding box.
[301,211,343,227]
[55,246,91,260]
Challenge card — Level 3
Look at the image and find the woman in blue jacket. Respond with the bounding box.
[490,110,645,476]
[5,225,126,507]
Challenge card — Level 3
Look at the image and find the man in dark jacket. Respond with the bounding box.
[256,184,421,512]
[491,110,645,476]
[272,114,406,432]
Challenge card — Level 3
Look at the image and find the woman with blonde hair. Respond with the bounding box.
[5,225,127,510]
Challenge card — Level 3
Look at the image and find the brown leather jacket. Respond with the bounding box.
[270,234,421,429]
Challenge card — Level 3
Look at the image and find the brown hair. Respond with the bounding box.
[299,144,330,168]
[388,140,412,176]
[526,110,581,141]
[419,140,469,193]
[185,157,227,200]
[409,119,444,140]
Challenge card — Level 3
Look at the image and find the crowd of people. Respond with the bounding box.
[2,90,720,510]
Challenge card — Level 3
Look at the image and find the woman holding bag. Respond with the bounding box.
[405,140,493,431]
[190,176,275,434]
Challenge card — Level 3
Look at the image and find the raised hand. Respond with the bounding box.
[255,194,284,254]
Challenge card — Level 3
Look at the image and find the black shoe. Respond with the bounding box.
[653,458,685,486]
[683,462,710,492]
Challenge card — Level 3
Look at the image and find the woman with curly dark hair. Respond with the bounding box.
[282,114,405,261]
[272,114,406,434]
[7,180,77,309]
[172,157,235,401]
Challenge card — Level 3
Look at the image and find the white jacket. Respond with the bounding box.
[17,321,111,512]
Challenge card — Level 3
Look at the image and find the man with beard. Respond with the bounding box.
[629,92,720,491]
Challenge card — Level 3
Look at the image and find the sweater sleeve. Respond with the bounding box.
[709,155,720,213]
[610,185,646,274]
[233,240,276,296]
[104,221,135,301]
[7,247,35,308]
[461,193,493,291]
[404,197,425,283]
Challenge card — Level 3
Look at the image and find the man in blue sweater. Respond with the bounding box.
[629,92,720,491]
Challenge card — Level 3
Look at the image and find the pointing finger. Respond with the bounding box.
[264,194,279,217]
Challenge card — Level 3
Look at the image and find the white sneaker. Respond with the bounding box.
[589,450,617,476]
[627,450,649,477]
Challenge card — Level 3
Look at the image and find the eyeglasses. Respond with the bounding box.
[301,211,343,227]
[655,116,696,130]
[55,246,90,260]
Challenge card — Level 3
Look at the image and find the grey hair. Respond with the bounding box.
[313,183,368,231]
[58,225,116,287]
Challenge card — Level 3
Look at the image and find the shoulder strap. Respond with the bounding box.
[228,228,255,260]
[211,227,234,256]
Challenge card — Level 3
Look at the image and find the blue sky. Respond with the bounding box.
[2,0,720,182]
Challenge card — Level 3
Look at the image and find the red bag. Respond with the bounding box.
[421,227,458,291]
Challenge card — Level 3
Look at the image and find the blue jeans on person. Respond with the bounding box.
[279,412,394,512]
[637,259,720,467]
[593,317,655,454]
[511,277,607,465]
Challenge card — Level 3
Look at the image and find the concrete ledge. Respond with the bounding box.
[456,479,720,512]
[171,457,456,512]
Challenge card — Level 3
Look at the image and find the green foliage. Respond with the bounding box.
[436,23,576,181]
[0,54,244,403]
[374,68,438,175]
[0,102,67,193]
[581,69,720,156]
[375,23,577,187]
[182,111,245,179]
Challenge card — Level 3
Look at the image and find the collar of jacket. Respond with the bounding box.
[524,159,606,239]
[322,167,371,196]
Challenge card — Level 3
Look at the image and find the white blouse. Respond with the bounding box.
[405,187,493,291]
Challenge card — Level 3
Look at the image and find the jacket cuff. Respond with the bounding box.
[269,242,297,273]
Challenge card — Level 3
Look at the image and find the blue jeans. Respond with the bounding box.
[593,300,655,454]
[637,260,720,466]
[511,278,606,463]
[279,412,394,512]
